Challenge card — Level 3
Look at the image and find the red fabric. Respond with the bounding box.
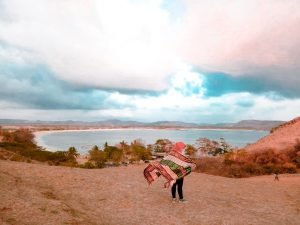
[172,142,186,153]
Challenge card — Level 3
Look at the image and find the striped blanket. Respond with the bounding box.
[144,151,196,188]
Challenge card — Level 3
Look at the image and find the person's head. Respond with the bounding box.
[172,142,186,154]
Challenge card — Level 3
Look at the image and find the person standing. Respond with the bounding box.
[170,142,188,203]
[171,177,185,202]
[143,141,196,203]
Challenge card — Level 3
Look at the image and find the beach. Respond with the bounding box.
[1,160,299,225]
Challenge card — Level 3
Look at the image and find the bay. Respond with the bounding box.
[35,129,268,154]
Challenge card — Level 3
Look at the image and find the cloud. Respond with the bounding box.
[180,0,300,88]
[0,0,300,122]
[200,72,300,98]
[1,63,300,123]
[1,0,300,95]
[0,0,180,92]
[0,44,115,110]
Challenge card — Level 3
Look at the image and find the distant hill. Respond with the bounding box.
[0,118,285,130]
[148,121,199,127]
[231,120,284,130]
[245,117,300,151]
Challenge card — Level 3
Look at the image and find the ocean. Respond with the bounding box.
[35,129,268,154]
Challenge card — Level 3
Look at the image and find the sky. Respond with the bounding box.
[0,0,300,123]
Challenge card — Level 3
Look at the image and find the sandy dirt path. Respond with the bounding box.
[1,160,300,225]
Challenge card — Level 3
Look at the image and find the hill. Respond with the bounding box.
[245,117,300,151]
[0,118,285,130]
[232,120,284,130]
[0,160,299,225]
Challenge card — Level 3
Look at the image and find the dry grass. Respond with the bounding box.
[1,160,300,225]
[194,142,300,178]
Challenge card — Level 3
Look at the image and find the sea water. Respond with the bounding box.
[35,129,268,154]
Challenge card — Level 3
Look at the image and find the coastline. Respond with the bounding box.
[34,128,268,153]
[34,127,264,136]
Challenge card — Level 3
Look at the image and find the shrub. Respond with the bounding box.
[130,140,151,161]
[196,137,233,156]
[2,128,35,145]
[80,161,96,169]
[89,146,107,168]
[10,154,27,162]
[242,163,262,175]
[282,162,297,173]
[60,161,78,168]
[151,139,172,153]
[194,157,226,176]
[185,144,197,157]
[195,145,300,178]
[104,146,123,163]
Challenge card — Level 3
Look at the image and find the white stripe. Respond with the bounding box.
[164,155,194,168]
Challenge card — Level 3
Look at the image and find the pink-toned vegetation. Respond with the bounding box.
[195,141,300,177]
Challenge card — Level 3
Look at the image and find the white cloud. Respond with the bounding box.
[0,0,180,91]
[102,68,300,123]
[0,0,300,122]
[1,88,300,123]
[1,0,300,92]
[180,0,300,81]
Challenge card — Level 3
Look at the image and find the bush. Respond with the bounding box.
[80,161,96,169]
[196,137,233,156]
[0,129,77,167]
[67,147,79,162]
[104,146,123,163]
[194,157,226,176]
[89,146,107,168]
[151,139,172,153]
[132,145,151,161]
[2,128,35,145]
[195,145,300,178]
[185,144,197,157]
[130,140,151,161]
[10,154,27,162]
[60,160,78,168]
[242,163,263,175]
[0,141,77,166]
[282,162,297,173]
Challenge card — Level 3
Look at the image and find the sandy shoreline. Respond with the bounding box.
[34,127,262,135]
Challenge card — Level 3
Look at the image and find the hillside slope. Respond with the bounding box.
[245,117,300,152]
[232,120,284,130]
[1,160,300,225]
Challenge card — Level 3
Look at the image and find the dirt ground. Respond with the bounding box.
[0,160,299,225]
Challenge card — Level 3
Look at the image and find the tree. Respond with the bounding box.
[196,137,232,156]
[130,139,151,161]
[104,142,108,149]
[91,145,99,151]
[104,145,123,163]
[196,138,219,156]
[218,138,232,154]
[89,145,107,168]
[185,144,197,157]
[119,140,131,159]
[152,139,172,153]
[2,128,35,145]
[67,146,79,161]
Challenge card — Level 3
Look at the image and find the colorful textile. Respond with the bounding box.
[172,142,186,154]
[144,151,196,188]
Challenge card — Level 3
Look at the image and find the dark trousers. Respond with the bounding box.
[171,177,184,199]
